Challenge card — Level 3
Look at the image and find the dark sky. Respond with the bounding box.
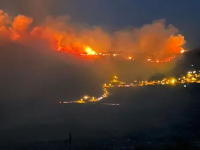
[0,0,200,49]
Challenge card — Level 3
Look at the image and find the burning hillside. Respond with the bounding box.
[0,10,186,62]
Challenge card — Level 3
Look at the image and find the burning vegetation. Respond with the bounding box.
[0,10,186,63]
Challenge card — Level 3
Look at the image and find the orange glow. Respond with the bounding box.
[147,58,152,62]
[146,55,177,63]
[0,10,186,63]
[58,46,62,51]
[180,49,185,53]
[12,15,33,32]
[128,56,132,60]
[84,46,97,55]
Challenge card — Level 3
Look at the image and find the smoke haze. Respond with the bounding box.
[0,8,187,136]
[0,10,185,54]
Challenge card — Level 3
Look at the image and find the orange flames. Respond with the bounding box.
[0,10,186,62]
[180,49,185,54]
[84,46,97,55]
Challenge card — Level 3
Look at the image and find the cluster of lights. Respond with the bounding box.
[59,88,110,104]
[103,70,200,88]
[59,64,200,106]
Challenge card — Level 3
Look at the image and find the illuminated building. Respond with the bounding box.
[83,95,89,100]
[76,99,85,103]
[90,97,98,102]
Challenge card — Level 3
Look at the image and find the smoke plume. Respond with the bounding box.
[0,10,185,55]
[0,9,187,95]
[113,19,185,54]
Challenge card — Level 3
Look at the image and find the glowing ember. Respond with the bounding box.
[147,58,152,62]
[128,56,133,60]
[180,49,185,53]
[58,46,62,51]
[84,46,97,55]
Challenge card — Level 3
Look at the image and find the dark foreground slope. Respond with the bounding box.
[1,45,200,149]
[1,84,200,149]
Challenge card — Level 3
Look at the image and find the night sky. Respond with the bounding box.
[1,0,200,49]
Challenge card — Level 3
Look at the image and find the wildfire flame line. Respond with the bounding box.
[0,10,186,63]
